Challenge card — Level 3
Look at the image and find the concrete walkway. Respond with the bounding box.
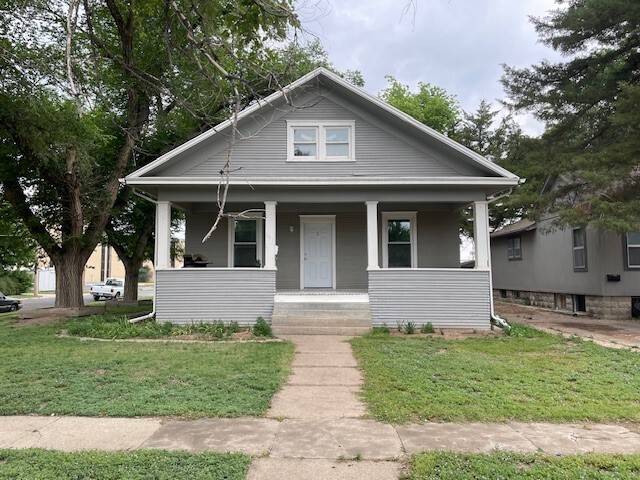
[267,335,366,419]
[2,335,640,479]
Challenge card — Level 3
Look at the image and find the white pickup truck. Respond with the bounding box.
[90,278,124,301]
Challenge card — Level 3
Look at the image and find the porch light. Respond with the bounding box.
[289,225,294,233]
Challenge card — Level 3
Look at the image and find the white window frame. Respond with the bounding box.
[507,236,522,260]
[286,120,356,162]
[626,232,640,269]
[572,227,587,271]
[381,212,418,268]
[227,214,263,268]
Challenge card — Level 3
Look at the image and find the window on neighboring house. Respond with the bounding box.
[287,121,355,161]
[382,212,417,268]
[228,217,262,268]
[625,232,640,269]
[507,236,522,260]
[572,228,587,271]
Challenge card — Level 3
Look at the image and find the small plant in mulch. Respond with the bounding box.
[252,317,273,337]
[405,321,416,335]
[420,322,435,334]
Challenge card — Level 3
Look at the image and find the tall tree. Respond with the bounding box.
[453,100,531,231]
[501,0,640,231]
[0,0,300,307]
[379,76,460,134]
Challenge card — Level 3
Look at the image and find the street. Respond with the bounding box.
[19,285,154,311]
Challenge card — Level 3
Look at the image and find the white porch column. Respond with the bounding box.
[366,201,379,269]
[473,200,491,270]
[155,201,171,269]
[264,201,277,269]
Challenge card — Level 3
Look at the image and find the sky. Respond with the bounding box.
[299,0,563,136]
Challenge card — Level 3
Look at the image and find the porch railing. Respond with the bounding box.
[155,268,276,324]
[368,268,491,328]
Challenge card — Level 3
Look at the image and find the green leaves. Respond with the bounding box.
[501,0,640,232]
[380,76,460,134]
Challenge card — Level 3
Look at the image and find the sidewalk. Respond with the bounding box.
[2,335,640,479]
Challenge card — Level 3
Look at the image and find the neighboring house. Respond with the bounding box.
[123,68,520,330]
[84,244,128,284]
[491,218,640,319]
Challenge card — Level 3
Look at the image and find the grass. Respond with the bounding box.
[352,324,640,423]
[406,452,640,479]
[0,307,294,418]
[0,449,249,479]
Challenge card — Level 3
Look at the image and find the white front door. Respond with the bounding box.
[303,222,333,288]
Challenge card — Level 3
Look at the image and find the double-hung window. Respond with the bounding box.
[507,236,522,260]
[572,227,587,271]
[625,232,640,269]
[228,217,262,268]
[382,212,417,268]
[287,121,355,161]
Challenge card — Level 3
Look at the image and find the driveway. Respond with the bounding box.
[496,301,640,350]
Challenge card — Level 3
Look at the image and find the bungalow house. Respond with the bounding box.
[491,218,640,320]
[123,68,520,333]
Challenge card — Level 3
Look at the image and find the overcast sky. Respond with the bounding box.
[299,0,562,136]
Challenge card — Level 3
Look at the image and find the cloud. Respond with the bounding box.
[300,0,561,135]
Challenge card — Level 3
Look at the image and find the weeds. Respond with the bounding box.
[252,317,273,337]
[420,322,435,334]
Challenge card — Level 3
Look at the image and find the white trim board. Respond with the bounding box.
[381,211,418,268]
[227,214,264,268]
[299,215,337,290]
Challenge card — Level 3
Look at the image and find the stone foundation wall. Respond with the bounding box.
[587,296,636,320]
[494,289,638,320]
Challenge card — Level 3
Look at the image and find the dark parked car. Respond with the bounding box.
[0,291,22,312]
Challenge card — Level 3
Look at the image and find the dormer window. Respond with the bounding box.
[287,121,355,162]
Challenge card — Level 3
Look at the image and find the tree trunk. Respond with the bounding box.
[53,254,87,308]
[122,257,143,302]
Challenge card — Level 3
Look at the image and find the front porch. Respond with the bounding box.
[153,199,494,329]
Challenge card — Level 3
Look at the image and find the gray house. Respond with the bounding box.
[491,218,640,319]
[124,68,520,332]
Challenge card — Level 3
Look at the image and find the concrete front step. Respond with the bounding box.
[273,302,370,311]
[273,325,372,335]
[272,310,372,320]
[272,316,372,327]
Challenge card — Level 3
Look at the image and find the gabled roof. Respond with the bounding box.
[490,219,537,239]
[125,67,520,182]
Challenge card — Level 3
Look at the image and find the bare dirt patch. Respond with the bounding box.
[558,322,622,333]
[496,301,640,349]
[389,328,500,340]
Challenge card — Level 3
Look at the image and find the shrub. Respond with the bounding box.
[420,322,435,334]
[405,321,416,335]
[0,270,33,295]
[0,276,20,295]
[253,317,273,337]
[379,323,390,334]
[138,265,152,282]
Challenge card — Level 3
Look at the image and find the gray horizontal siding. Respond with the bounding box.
[160,96,473,178]
[155,268,276,325]
[368,269,491,329]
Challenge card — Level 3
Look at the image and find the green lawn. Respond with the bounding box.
[407,452,640,480]
[352,325,640,423]
[0,310,294,418]
[0,449,249,480]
